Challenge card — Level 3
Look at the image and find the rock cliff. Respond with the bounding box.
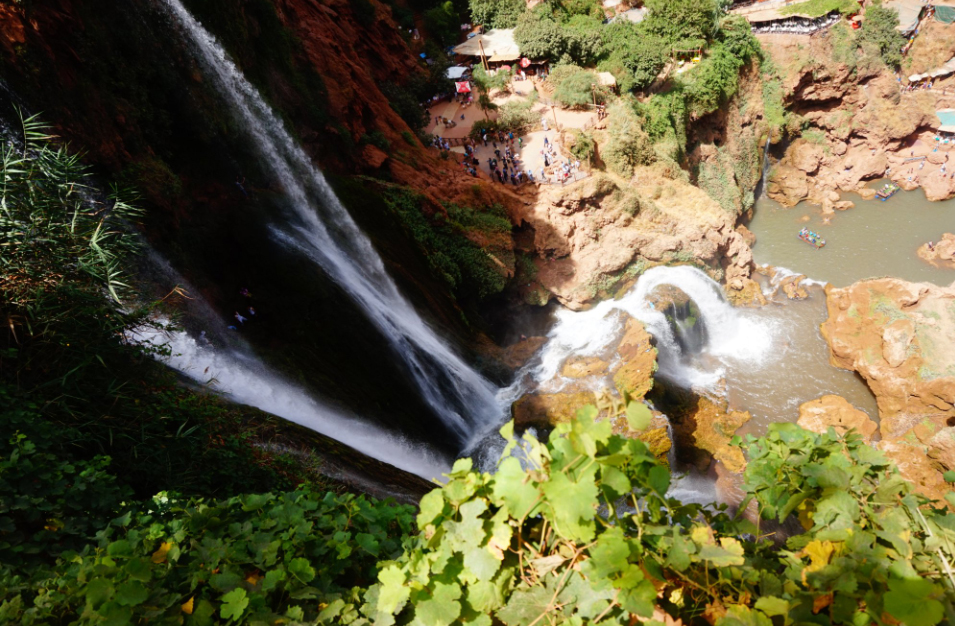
[822,278,955,501]
[760,22,955,206]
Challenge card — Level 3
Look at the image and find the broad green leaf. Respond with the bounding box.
[600,465,632,499]
[617,579,655,617]
[582,527,629,580]
[288,557,316,583]
[262,568,286,592]
[753,596,788,616]
[492,456,539,519]
[718,604,773,626]
[417,490,446,528]
[416,582,462,626]
[497,585,552,626]
[219,588,248,622]
[625,402,652,432]
[464,545,501,582]
[944,470,955,483]
[124,557,151,582]
[115,581,148,607]
[377,565,410,614]
[541,470,598,542]
[356,532,380,556]
[86,578,113,608]
[648,465,670,495]
[884,578,944,626]
[697,538,745,567]
[467,578,506,613]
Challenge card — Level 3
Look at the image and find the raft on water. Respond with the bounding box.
[876,182,900,201]
[798,227,825,248]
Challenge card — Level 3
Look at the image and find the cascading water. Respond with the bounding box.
[130,324,448,481]
[161,0,501,448]
[755,135,772,199]
[526,265,774,393]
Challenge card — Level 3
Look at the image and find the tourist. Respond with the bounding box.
[235,312,248,324]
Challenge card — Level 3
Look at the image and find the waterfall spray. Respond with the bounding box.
[161,0,501,447]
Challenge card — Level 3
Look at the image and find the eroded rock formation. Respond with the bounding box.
[822,278,955,501]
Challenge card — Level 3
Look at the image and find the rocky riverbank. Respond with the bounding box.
[821,277,955,501]
[761,20,955,207]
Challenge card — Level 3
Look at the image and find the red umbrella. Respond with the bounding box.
[455,81,471,93]
[501,65,511,71]
[520,57,531,68]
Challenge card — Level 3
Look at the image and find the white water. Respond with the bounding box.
[162,0,501,447]
[132,324,448,481]
[526,266,774,393]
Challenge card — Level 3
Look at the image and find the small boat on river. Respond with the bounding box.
[876,182,900,201]
[798,227,825,248]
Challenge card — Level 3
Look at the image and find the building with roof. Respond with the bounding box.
[452,29,520,63]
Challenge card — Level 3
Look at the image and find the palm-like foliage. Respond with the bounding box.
[0,110,142,309]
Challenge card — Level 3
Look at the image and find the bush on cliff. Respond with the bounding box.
[859,2,906,69]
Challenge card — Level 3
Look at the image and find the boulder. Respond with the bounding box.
[560,356,609,379]
[512,391,596,428]
[790,139,825,174]
[881,319,914,368]
[611,318,657,399]
[767,164,810,207]
[833,200,855,211]
[858,187,877,200]
[797,395,878,442]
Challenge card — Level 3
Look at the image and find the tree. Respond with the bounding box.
[468,0,525,28]
[642,0,719,47]
[423,1,459,47]
[859,2,906,69]
[514,8,567,60]
[613,34,668,91]
[683,43,745,116]
[553,70,607,109]
[604,101,656,176]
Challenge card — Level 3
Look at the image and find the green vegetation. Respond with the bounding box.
[779,0,857,18]
[552,67,609,109]
[859,2,907,69]
[469,0,525,28]
[567,129,596,163]
[381,188,513,301]
[603,102,656,177]
[7,397,955,625]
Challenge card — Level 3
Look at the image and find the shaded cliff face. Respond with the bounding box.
[0,0,520,451]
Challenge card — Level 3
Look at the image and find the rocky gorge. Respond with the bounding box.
[0,0,953,512]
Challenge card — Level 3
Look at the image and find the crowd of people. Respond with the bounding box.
[750,11,841,35]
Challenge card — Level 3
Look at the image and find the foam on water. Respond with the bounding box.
[527,266,774,393]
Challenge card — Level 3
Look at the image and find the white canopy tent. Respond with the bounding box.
[446,66,469,80]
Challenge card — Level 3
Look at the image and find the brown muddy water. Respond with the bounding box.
[736,185,955,435]
[748,185,955,287]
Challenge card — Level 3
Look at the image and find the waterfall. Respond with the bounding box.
[161,0,501,448]
[526,266,774,393]
[756,135,772,199]
[130,324,448,481]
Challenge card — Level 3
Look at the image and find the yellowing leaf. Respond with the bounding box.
[800,540,837,584]
[245,572,263,585]
[797,499,815,531]
[181,597,194,614]
[151,542,173,564]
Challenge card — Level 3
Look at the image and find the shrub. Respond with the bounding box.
[604,101,656,176]
[498,100,538,130]
[468,0,525,28]
[859,2,906,69]
[423,1,459,47]
[683,43,745,117]
[642,0,719,47]
[553,70,608,108]
[567,129,596,162]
